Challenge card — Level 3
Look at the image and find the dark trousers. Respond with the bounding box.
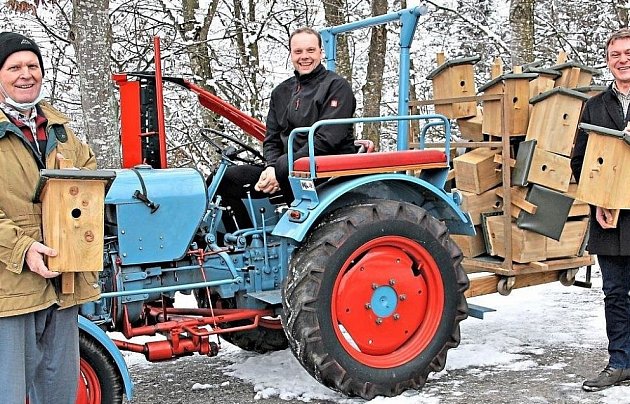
[215,155,292,232]
[598,255,630,369]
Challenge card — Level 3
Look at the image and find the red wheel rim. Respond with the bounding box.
[331,236,445,368]
[78,358,102,404]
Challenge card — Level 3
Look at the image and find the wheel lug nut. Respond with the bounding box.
[399,294,406,301]
[371,283,378,290]
[365,303,371,309]
[393,313,400,320]
[376,318,383,325]
[389,279,396,286]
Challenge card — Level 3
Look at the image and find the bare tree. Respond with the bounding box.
[360,0,387,147]
[509,0,535,66]
[322,0,352,82]
[615,0,630,27]
[70,0,119,168]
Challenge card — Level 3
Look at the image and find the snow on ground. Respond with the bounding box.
[121,265,630,403]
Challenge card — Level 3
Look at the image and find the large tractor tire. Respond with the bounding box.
[195,294,288,353]
[281,199,468,399]
[78,333,124,404]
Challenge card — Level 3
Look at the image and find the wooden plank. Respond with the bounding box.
[411,141,503,149]
[407,93,503,107]
[491,57,503,79]
[495,187,537,214]
[463,254,594,276]
[494,153,516,168]
[436,52,445,65]
[466,271,566,298]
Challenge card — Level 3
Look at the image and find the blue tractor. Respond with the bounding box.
[72,7,475,402]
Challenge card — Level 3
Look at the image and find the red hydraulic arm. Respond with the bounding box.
[112,37,266,169]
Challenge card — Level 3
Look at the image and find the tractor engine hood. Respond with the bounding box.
[105,166,208,265]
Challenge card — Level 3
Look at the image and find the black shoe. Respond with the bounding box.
[582,366,630,391]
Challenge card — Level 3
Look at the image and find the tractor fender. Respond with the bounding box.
[78,316,134,400]
[273,173,475,242]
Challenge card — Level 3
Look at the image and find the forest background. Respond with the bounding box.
[0,0,625,173]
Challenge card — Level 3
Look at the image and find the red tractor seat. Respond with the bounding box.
[292,149,448,178]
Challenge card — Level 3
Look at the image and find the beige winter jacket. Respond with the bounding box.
[0,101,99,317]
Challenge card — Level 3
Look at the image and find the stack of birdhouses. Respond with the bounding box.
[427,52,598,264]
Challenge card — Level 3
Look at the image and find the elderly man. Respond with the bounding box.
[0,32,98,403]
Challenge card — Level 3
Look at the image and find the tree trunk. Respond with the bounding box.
[71,0,120,168]
[322,0,352,83]
[509,0,536,66]
[180,0,220,131]
[361,0,388,148]
[615,0,630,27]
[233,0,261,115]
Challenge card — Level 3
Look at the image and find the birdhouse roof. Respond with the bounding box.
[478,73,538,93]
[529,86,590,105]
[426,55,481,80]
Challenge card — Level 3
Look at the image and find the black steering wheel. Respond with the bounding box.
[200,128,265,166]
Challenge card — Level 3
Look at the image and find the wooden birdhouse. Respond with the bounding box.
[456,106,483,141]
[451,228,486,258]
[523,66,561,99]
[426,54,480,119]
[37,168,115,292]
[575,124,630,209]
[512,139,572,193]
[526,87,589,157]
[494,184,574,241]
[551,61,601,88]
[479,72,538,137]
[453,148,502,194]
[483,214,547,263]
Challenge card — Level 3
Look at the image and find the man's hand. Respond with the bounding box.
[26,242,60,278]
[595,206,616,229]
[255,167,281,194]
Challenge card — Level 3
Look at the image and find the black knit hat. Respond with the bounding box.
[0,32,44,77]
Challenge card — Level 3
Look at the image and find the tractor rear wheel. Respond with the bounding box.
[282,199,468,399]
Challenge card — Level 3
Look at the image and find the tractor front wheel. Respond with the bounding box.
[78,333,124,404]
[282,199,468,399]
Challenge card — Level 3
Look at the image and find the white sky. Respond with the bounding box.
[119,264,630,403]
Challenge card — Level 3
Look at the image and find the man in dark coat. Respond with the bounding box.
[215,27,356,231]
[571,28,630,391]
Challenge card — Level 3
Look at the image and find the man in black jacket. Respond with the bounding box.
[571,28,630,391]
[216,27,356,230]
